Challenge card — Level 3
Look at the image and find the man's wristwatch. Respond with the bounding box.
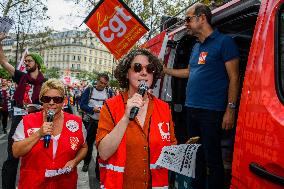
[228,102,236,109]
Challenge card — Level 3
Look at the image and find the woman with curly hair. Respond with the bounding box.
[96,48,177,189]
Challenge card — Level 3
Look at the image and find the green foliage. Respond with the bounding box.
[109,79,119,88]
[44,67,60,79]
[0,60,16,79]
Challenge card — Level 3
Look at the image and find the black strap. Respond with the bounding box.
[88,86,93,102]
[104,101,115,126]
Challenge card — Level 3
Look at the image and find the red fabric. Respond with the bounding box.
[99,94,171,188]
[1,89,8,111]
[18,111,84,189]
[85,0,148,59]
[13,72,45,107]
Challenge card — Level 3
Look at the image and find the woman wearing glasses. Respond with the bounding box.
[96,48,177,189]
[12,79,87,189]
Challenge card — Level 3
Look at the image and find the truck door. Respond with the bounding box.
[231,0,284,188]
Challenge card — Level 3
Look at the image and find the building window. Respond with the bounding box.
[77,64,80,69]
[73,56,76,61]
[78,56,81,61]
[84,57,87,61]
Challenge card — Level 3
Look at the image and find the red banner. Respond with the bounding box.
[84,0,149,60]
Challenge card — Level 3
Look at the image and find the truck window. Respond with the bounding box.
[276,5,284,102]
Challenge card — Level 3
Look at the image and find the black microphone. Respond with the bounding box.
[129,80,149,120]
[44,110,55,148]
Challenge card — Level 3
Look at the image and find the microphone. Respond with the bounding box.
[44,110,55,148]
[129,80,149,120]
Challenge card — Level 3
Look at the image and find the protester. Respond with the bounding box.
[163,3,239,189]
[0,32,47,189]
[0,78,10,134]
[12,78,87,188]
[96,48,177,188]
[80,73,112,175]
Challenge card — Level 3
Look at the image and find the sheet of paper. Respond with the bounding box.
[0,17,14,33]
[156,144,201,178]
[45,167,72,177]
[13,107,28,116]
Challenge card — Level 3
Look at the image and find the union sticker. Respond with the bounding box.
[70,137,79,150]
[66,120,79,132]
[27,128,40,137]
[198,52,208,64]
[158,122,170,142]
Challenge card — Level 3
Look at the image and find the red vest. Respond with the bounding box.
[18,111,84,189]
[99,94,172,189]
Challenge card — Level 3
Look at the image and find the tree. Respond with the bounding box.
[1,0,50,63]
[69,0,230,41]
[44,67,60,79]
[0,60,16,79]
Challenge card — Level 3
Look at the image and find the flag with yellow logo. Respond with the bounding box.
[84,0,149,59]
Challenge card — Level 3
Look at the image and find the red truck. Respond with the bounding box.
[142,0,284,188]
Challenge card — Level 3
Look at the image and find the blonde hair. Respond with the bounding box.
[39,78,65,99]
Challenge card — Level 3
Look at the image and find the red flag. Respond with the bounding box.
[17,47,29,72]
[84,0,149,60]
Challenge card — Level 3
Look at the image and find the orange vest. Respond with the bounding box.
[99,94,172,189]
[18,111,84,189]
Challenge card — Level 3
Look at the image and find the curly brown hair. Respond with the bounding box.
[114,48,163,89]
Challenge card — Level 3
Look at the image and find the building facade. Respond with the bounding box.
[2,30,115,78]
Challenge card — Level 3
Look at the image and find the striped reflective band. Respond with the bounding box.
[99,163,125,172]
[150,164,163,169]
[152,186,169,189]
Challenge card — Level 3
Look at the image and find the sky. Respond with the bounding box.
[45,0,88,31]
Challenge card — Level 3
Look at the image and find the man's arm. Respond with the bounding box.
[79,87,94,114]
[0,33,15,76]
[222,58,240,130]
[163,65,190,78]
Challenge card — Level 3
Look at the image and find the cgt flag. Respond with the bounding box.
[84,0,149,60]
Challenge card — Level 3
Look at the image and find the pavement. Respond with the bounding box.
[0,106,100,189]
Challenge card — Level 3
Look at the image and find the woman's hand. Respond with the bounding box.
[125,93,145,118]
[63,159,77,171]
[38,122,54,137]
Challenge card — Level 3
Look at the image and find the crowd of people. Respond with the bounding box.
[0,2,239,189]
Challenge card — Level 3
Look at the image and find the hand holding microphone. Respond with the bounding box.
[129,80,149,120]
[43,110,55,148]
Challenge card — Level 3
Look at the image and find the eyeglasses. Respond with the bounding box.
[40,96,64,104]
[184,15,200,23]
[131,63,155,74]
[24,59,34,64]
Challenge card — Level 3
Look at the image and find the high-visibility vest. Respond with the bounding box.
[18,111,84,189]
[99,94,172,189]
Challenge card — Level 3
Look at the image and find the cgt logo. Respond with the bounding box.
[100,7,132,43]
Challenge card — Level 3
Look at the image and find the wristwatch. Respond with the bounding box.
[228,102,236,109]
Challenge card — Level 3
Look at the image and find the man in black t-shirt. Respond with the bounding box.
[0,33,46,189]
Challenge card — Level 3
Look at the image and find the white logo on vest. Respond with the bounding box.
[70,137,79,150]
[66,120,79,132]
[158,122,170,142]
[27,128,40,137]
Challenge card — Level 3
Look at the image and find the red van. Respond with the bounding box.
[142,0,284,188]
